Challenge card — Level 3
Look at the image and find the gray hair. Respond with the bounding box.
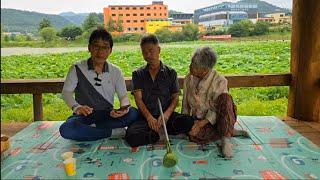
[191,46,217,70]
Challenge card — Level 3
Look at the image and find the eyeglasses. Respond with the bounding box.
[94,72,102,86]
[91,44,111,52]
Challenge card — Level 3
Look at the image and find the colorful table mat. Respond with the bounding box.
[1,116,319,179]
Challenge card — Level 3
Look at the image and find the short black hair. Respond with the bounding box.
[89,28,113,49]
[140,34,159,46]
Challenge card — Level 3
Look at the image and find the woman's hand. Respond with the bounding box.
[75,105,93,116]
[110,108,129,118]
[189,119,209,136]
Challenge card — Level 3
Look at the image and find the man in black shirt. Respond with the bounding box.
[125,35,194,147]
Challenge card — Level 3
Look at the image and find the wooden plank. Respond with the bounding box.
[282,116,308,127]
[292,126,319,133]
[299,132,320,147]
[1,73,292,94]
[288,0,320,122]
[1,79,65,94]
[283,116,300,121]
[223,74,292,88]
[284,121,308,128]
[33,94,43,121]
[304,122,320,130]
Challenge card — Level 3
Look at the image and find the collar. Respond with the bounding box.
[144,60,165,72]
[87,58,109,73]
[191,69,214,83]
[202,69,213,80]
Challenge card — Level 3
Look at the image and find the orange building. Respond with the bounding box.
[104,1,168,34]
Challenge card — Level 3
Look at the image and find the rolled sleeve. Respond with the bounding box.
[169,70,180,95]
[132,71,142,92]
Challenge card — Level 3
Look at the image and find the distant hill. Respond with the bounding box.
[59,11,78,17]
[194,0,291,15]
[1,8,74,34]
[168,10,185,18]
[59,12,105,26]
[59,12,89,25]
[238,0,291,14]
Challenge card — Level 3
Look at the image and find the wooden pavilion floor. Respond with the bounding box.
[1,117,319,147]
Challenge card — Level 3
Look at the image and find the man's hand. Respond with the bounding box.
[147,116,161,132]
[75,105,93,116]
[157,112,169,128]
[110,108,129,118]
[189,119,209,137]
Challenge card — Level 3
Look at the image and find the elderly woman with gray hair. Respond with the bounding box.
[182,46,248,158]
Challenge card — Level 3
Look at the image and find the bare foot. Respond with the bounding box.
[222,137,233,158]
[233,129,250,138]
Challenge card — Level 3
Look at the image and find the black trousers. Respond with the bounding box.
[125,112,195,147]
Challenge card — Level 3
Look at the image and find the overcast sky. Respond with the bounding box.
[1,0,292,14]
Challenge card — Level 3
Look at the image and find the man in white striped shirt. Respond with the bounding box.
[59,28,138,141]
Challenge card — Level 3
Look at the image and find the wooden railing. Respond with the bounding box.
[1,73,292,121]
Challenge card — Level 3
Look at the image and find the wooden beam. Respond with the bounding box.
[223,74,292,88]
[1,79,65,94]
[1,73,292,94]
[288,0,320,122]
[33,94,43,121]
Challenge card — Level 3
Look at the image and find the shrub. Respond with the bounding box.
[40,27,57,42]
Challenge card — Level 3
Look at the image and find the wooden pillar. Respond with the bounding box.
[288,0,320,121]
[33,94,43,121]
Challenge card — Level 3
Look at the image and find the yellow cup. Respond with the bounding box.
[63,158,76,176]
[61,151,73,160]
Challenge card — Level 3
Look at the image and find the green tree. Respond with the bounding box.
[26,35,32,41]
[278,23,292,33]
[228,20,254,37]
[252,21,270,36]
[40,27,56,42]
[97,13,104,22]
[10,34,16,41]
[155,28,173,43]
[4,35,10,42]
[214,29,227,35]
[15,34,26,42]
[106,18,116,32]
[181,24,199,41]
[59,25,82,40]
[106,18,124,33]
[171,31,184,42]
[38,18,52,31]
[115,19,123,32]
[82,13,101,31]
